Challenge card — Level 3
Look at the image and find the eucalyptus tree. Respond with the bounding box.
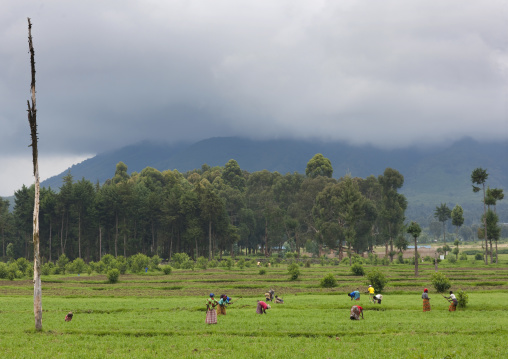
[305,153,333,178]
[314,175,371,264]
[484,210,501,264]
[57,172,74,257]
[295,176,336,256]
[486,187,504,213]
[471,168,489,264]
[407,221,422,276]
[14,185,35,259]
[246,170,283,257]
[195,178,224,260]
[0,197,13,258]
[434,203,451,249]
[160,170,187,259]
[358,175,383,252]
[40,187,57,261]
[73,178,96,259]
[138,167,166,255]
[272,173,304,253]
[378,168,407,261]
[451,205,464,242]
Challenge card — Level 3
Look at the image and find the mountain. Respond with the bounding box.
[40,136,507,216]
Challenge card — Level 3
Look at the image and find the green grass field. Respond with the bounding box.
[1,261,507,358]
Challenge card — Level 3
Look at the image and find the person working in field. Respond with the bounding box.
[350,305,364,320]
[256,300,271,314]
[373,294,382,304]
[348,290,360,301]
[65,312,73,322]
[217,294,233,315]
[445,291,458,312]
[422,288,431,312]
[206,293,219,324]
[367,285,375,303]
[275,295,284,304]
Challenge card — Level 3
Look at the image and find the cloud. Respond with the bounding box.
[0,0,507,194]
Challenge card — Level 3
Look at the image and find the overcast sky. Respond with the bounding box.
[1,0,507,196]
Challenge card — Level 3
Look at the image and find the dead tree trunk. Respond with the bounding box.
[27,17,42,331]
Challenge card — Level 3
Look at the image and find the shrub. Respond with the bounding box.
[171,253,191,269]
[130,253,150,273]
[474,253,484,261]
[101,254,115,268]
[107,268,120,283]
[431,272,451,293]
[161,265,172,275]
[237,258,245,269]
[457,289,469,308]
[16,258,30,273]
[56,254,69,274]
[0,262,8,278]
[181,260,195,270]
[149,255,162,271]
[320,256,327,266]
[259,269,266,275]
[288,262,300,281]
[368,252,379,265]
[225,258,234,270]
[381,257,390,266]
[305,260,311,268]
[208,259,219,268]
[196,256,208,270]
[366,269,388,293]
[320,273,338,288]
[351,263,365,276]
[423,256,433,263]
[447,255,457,264]
[25,266,34,278]
[71,258,87,275]
[397,253,404,264]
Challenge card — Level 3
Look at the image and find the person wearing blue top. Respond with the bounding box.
[217,294,232,315]
[348,290,360,301]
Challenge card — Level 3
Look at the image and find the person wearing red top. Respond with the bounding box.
[350,305,364,320]
[256,300,270,314]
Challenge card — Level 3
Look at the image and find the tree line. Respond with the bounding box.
[0,156,502,264]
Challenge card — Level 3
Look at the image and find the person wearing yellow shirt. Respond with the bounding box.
[367,285,375,303]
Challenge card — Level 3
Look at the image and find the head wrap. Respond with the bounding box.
[424,288,428,292]
[210,293,214,297]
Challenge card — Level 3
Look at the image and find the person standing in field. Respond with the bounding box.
[422,288,431,312]
[350,305,364,320]
[445,291,458,312]
[206,293,219,324]
[256,300,270,314]
[348,290,360,301]
[367,285,375,303]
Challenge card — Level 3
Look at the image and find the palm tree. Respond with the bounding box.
[406,221,422,277]
[471,168,489,264]
[434,203,451,251]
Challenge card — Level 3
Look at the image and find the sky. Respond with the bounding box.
[1,0,507,197]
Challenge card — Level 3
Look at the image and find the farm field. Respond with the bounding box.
[1,260,507,358]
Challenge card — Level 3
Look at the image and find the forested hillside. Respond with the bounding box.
[1,152,505,264]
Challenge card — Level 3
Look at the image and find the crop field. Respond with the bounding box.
[1,259,508,358]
